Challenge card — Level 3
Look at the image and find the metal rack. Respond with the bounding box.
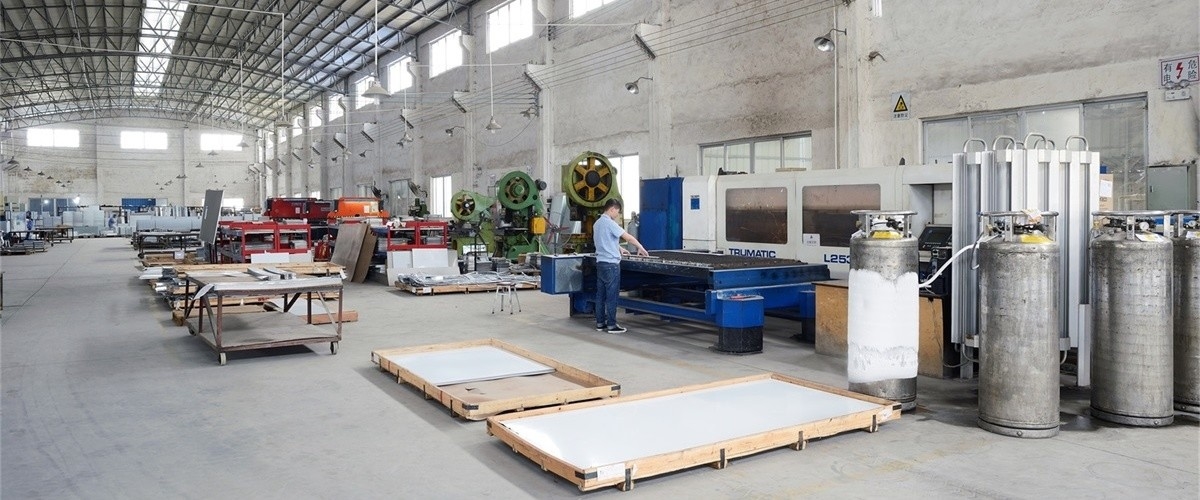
[181,274,344,365]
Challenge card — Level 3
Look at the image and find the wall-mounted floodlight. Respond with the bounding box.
[625,76,653,94]
[814,28,846,52]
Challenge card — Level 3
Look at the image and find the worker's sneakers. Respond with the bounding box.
[606,324,627,334]
[595,324,606,331]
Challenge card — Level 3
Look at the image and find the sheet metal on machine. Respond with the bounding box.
[622,250,826,283]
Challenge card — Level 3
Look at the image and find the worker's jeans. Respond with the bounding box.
[595,261,620,328]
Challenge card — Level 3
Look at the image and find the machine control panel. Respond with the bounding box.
[917,224,953,296]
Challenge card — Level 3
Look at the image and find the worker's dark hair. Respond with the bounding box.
[603,198,623,211]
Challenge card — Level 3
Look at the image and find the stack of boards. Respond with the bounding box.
[372,339,900,492]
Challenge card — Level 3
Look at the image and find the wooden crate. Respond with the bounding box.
[396,281,538,296]
[486,372,900,492]
[371,339,619,420]
[814,280,949,378]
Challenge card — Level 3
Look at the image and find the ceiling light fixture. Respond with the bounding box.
[485,49,500,132]
[814,28,846,52]
[195,162,204,168]
[625,76,653,94]
[207,150,218,156]
[361,0,391,100]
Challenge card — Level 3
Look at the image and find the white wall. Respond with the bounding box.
[9,0,1198,210]
[848,0,1198,169]
[4,118,256,208]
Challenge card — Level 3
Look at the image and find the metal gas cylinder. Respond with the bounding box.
[847,210,918,410]
[976,211,1061,438]
[1172,211,1200,413]
[1090,211,1174,426]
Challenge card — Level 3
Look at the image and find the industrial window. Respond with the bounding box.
[430,175,453,217]
[700,135,812,174]
[487,0,533,53]
[430,30,463,77]
[801,184,881,248]
[390,178,413,217]
[200,133,242,151]
[354,77,374,108]
[725,187,788,244]
[922,96,1147,209]
[609,154,640,220]
[291,116,304,137]
[223,197,245,211]
[27,128,80,148]
[571,0,619,18]
[387,56,414,93]
[309,107,323,128]
[119,130,167,150]
[329,186,343,199]
[328,95,344,120]
[310,191,320,198]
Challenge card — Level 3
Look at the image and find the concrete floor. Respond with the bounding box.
[1,238,1197,499]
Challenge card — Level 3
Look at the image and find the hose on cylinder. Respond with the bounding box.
[918,230,998,289]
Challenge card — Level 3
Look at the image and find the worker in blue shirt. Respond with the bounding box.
[592,198,648,333]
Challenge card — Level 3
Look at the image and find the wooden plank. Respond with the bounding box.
[371,339,619,420]
[917,296,946,378]
[172,304,264,325]
[263,298,357,324]
[814,281,849,356]
[396,281,538,296]
[487,373,900,492]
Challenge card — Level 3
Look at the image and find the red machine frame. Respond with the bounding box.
[383,220,450,251]
[216,221,312,263]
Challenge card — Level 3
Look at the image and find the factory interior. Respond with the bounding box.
[1,0,1198,497]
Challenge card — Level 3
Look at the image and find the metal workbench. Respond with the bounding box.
[543,250,830,353]
[182,273,344,365]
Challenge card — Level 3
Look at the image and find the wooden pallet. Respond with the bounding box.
[264,298,358,324]
[486,372,901,492]
[372,339,619,420]
[396,280,539,296]
[172,304,265,326]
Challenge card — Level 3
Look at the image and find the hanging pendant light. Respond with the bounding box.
[485,49,500,133]
[361,0,391,100]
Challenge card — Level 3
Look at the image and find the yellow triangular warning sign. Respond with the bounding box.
[893,95,908,113]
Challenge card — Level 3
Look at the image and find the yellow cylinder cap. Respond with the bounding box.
[1018,233,1052,244]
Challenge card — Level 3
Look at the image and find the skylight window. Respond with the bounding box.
[134,0,190,97]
